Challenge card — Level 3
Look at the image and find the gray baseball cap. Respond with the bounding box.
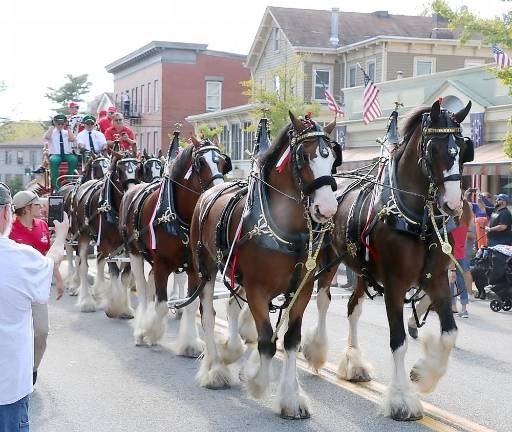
[0,182,12,205]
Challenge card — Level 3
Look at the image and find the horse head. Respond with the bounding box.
[90,154,110,180]
[284,111,340,223]
[110,151,143,191]
[186,136,231,190]
[417,99,473,216]
[141,153,163,183]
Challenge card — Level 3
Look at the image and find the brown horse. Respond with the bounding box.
[119,134,231,349]
[188,113,340,418]
[302,100,474,421]
[73,151,143,313]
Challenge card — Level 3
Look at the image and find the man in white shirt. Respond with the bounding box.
[76,115,107,156]
[43,113,78,191]
[0,182,69,432]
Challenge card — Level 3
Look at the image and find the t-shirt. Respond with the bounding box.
[0,237,53,405]
[104,126,135,151]
[471,203,487,218]
[98,117,112,134]
[9,218,51,256]
[451,224,469,260]
[488,207,512,245]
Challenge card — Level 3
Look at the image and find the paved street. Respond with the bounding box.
[30,264,511,432]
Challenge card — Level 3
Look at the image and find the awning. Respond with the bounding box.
[341,146,382,170]
[463,143,512,176]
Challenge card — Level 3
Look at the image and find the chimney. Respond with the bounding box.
[330,8,339,47]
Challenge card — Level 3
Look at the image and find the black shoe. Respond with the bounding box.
[33,370,37,385]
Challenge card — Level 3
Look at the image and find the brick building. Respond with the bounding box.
[105,41,250,154]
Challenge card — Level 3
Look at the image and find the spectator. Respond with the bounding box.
[122,90,130,117]
[44,114,78,191]
[485,193,512,247]
[0,182,69,432]
[450,200,474,317]
[98,106,117,134]
[76,115,107,155]
[104,113,136,153]
[9,190,66,387]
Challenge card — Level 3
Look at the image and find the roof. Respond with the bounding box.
[269,7,449,49]
[463,143,512,176]
[106,41,246,74]
[0,121,45,146]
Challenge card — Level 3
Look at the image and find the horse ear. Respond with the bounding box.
[430,100,441,122]
[158,149,163,158]
[323,119,336,135]
[190,136,202,149]
[289,111,306,132]
[143,149,148,159]
[453,101,472,124]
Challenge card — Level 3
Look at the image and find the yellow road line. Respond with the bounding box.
[214,317,494,432]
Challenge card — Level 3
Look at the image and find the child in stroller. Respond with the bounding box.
[470,245,512,312]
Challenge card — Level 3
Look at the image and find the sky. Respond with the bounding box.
[0,0,509,121]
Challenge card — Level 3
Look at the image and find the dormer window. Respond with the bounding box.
[273,28,280,52]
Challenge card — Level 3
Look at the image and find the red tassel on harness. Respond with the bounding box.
[230,229,242,289]
[275,146,291,173]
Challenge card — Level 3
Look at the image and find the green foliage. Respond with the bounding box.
[198,124,224,140]
[7,176,23,195]
[0,121,45,143]
[241,54,321,138]
[45,74,92,114]
[505,131,512,157]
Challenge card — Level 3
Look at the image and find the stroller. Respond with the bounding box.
[470,245,512,312]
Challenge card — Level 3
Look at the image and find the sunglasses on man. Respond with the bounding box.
[56,122,65,126]
[85,122,95,126]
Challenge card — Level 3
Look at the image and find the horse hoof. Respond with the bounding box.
[205,382,230,390]
[280,408,311,420]
[119,312,134,320]
[390,409,423,422]
[181,345,203,358]
[408,325,418,340]
[349,373,372,383]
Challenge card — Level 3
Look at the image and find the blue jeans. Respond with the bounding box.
[451,257,470,306]
[0,395,30,431]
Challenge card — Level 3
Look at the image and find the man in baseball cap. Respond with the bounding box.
[98,106,117,133]
[485,193,512,246]
[76,115,107,155]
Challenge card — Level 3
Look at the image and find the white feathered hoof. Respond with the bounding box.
[218,337,244,365]
[302,327,327,372]
[79,297,96,313]
[92,280,108,300]
[175,338,204,358]
[337,346,374,382]
[382,384,423,421]
[197,359,234,389]
[409,332,456,394]
[238,305,258,344]
[275,391,311,420]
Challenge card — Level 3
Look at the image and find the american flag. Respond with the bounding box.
[323,84,344,117]
[492,44,512,69]
[361,68,382,124]
[470,112,484,148]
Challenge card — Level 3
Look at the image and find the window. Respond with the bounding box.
[139,133,144,150]
[242,121,254,160]
[273,28,280,52]
[134,87,138,114]
[206,81,222,112]
[219,126,229,155]
[313,67,331,100]
[140,85,145,113]
[17,151,23,165]
[154,80,159,111]
[5,150,12,165]
[147,82,152,113]
[348,66,357,87]
[366,60,376,82]
[30,150,37,166]
[465,59,485,68]
[230,123,241,160]
[147,132,151,150]
[153,131,159,154]
[414,57,435,76]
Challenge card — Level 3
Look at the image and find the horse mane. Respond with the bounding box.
[258,123,291,175]
[170,145,194,181]
[393,106,431,160]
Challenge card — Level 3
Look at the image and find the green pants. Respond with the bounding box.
[49,154,78,190]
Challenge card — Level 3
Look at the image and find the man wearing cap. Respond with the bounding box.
[67,101,83,135]
[0,183,69,431]
[98,106,117,134]
[485,193,512,246]
[43,114,78,191]
[104,112,137,153]
[76,115,107,155]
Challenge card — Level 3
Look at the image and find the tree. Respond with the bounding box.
[45,74,92,114]
[7,176,23,195]
[432,0,512,157]
[241,54,321,138]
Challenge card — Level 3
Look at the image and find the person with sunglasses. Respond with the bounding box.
[67,101,84,135]
[104,112,136,153]
[43,114,78,191]
[0,183,69,432]
[485,193,512,247]
[76,115,107,156]
[98,106,117,133]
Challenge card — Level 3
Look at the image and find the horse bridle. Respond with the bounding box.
[289,124,342,199]
[191,144,232,191]
[115,157,142,189]
[91,157,110,180]
[143,157,163,182]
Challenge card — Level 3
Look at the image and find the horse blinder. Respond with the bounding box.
[332,142,342,174]
[221,154,232,175]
